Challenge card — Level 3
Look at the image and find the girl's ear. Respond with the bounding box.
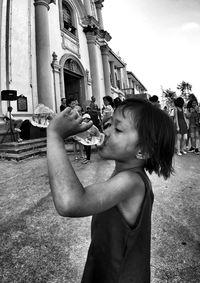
[136,150,149,160]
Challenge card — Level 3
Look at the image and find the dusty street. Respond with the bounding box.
[0,151,200,282]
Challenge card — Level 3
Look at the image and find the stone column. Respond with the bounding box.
[85,30,101,106]
[100,45,111,96]
[118,68,123,89]
[0,0,4,123]
[110,61,116,88]
[95,0,104,30]
[129,78,135,95]
[34,0,54,109]
[83,0,92,16]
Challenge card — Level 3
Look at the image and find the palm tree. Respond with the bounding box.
[162,88,177,108]
[177,81,192,100]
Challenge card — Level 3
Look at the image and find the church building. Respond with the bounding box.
[0,0,147,123]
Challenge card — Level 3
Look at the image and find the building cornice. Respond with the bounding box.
[127,71,147,91]
[34,0,55,10]
[98,29,111,41]
[95,0,104,9]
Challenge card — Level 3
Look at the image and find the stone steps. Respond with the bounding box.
[0,137,98,161]
[0,138,47,161]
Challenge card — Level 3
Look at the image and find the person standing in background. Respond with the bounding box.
[5,106,23,142]
[68,98,84,160]
[149,95,161,108]
[186,99,200,154]
[102,96,114,125]
[174,97,188,156]
[60,98,67,112]
[89,96,98,110]
[86,106,102,132]
[81,113,101,164]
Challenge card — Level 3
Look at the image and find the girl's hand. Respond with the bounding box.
[48,107,93,139]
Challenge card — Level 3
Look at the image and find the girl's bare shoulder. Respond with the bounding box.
[116,170,146,226]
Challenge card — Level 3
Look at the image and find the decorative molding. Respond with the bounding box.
[95,0,104,9]
[83,23,111,45]
[88,15,99,28]
[51,52,61,73]
[34,0,55,9]
[100,44,109,55]
[61,32,80,57]
[62,27,79,41]
[59,53,86,77]
[83,25,98,35]
[86,69,92,85]
[64,59,82,75]
[85,33,97,45]
[98,30,111,41]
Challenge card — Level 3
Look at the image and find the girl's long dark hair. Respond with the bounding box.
[117,98,176,179]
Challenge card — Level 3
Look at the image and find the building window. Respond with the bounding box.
[90,0,96,18]
[62,1,76,35]
[116,80,121,89]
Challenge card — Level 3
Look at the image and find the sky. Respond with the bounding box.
[102,0,200,100]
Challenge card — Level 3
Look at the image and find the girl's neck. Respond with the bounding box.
[114,159,145,174]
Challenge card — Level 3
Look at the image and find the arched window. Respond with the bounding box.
[90,0,96,18]
[62,1,76,36]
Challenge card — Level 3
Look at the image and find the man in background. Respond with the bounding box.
[5,106,23,142]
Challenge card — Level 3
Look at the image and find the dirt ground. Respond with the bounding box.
[0,151,200,282]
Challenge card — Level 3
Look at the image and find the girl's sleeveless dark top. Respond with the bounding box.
[81,170,154,283]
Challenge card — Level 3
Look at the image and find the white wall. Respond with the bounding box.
[1,0,38,117]
[1,0,7,92]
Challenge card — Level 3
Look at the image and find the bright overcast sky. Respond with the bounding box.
[102,0,200,100]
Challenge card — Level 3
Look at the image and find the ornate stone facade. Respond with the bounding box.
[0,0,147,124]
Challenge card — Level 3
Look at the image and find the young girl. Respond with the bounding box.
[47,98,175,283]
[74,113,101,164]
[174,97,188,155]
[102,95,114,125]
[186,99,200,154]
[68,100,84,160]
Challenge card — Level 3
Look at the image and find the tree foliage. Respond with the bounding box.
[162,88,177,108]
[177,81,192,100]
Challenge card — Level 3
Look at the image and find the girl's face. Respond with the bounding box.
[103,98,109,106]
[69,100,77,108]
[99,110,140,162]
[192,100,197,108]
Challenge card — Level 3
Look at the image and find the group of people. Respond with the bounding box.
[147,93,200,156]
[59,95,123,164]
[165,94,200,156]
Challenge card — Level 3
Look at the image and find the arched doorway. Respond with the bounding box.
[63,58,86,107]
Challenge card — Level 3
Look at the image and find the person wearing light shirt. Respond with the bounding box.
[5,106,23,141]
